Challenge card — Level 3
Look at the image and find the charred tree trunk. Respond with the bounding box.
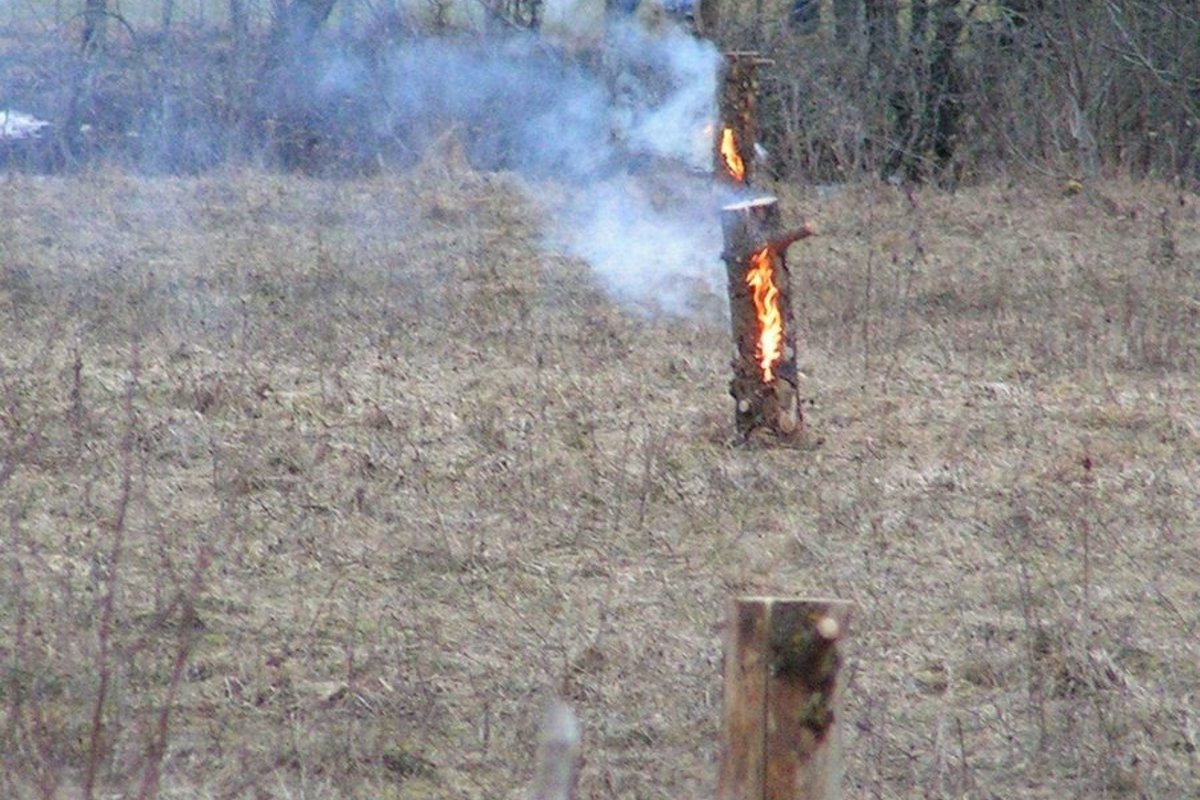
[886,0,926,178]
[715,53,764,189]
[62,0,108,164]
[271,0,338,50]
[911,0,930,43]
[865,0,898,175]
[832,0,860,49]
[81,0,108,54]
[864,0,897,77]
[260,0,339,171]
[721,197,813,442]
[790,0,819,36]
[927,2,964,178]
[891,0,963,182]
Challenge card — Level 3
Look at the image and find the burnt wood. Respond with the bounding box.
[720,197,813,441]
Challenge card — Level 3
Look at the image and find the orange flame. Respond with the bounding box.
[720,127,746,182]
[746,247,783,382]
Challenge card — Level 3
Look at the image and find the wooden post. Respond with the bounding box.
[719,598,852,800]
[529,700,580,800]
[721,197,814,441]
[715,52,769,189]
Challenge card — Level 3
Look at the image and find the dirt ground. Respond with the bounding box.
[1,162,1197,799]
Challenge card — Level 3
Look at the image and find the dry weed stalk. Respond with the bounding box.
[81,339,141,800]
[2,169,1197,799]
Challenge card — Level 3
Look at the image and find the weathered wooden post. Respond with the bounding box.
[718,597,852,800]
[529,701,580,800]
[721,197,814,441]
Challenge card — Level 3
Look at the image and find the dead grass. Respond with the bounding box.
[1,164,1198,799]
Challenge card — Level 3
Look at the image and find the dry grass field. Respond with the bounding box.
[1,159,1198,799]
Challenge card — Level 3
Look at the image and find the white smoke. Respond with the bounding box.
[553,175,725,312]
[606,21,718,169]
[317,16,725,313]
[552,20,725,313]
[541,0,608,48]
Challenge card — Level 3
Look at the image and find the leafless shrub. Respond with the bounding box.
[1,11,1198,800]
[710,0,1200,184]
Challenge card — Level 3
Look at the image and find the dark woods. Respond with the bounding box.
[706,0,1199,185]
[1,0,1197,184]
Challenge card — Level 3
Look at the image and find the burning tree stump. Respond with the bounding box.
[715,52,769,188]
[722,197,814,441]
[719,597,853,800]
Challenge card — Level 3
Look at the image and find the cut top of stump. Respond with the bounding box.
[722,196,779,213]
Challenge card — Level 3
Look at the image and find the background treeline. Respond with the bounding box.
[711,0,1200,184]
[0,0,1197,183]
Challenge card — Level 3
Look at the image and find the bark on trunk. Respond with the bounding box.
[260,0,339,171]
[721,197,813,442]
[865,0,897,78]
[832,0,859,48]
[81,0,107,54]
[715,53,763,189]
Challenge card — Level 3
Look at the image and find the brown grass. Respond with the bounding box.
[1,163,1198,799]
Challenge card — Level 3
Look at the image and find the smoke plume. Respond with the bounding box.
[317,18,724,313]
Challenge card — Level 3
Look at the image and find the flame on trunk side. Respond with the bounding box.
[720,127,746,182]
[745,246,782,383]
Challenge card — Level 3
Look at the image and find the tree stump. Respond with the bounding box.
[721,197,814,441]
[718,597,853,800]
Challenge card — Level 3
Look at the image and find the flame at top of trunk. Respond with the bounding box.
[745,246,782,383]
[720,127,746,182]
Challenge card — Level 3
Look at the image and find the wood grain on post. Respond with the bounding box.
[718,600,770,800]
[719,597,852,800]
